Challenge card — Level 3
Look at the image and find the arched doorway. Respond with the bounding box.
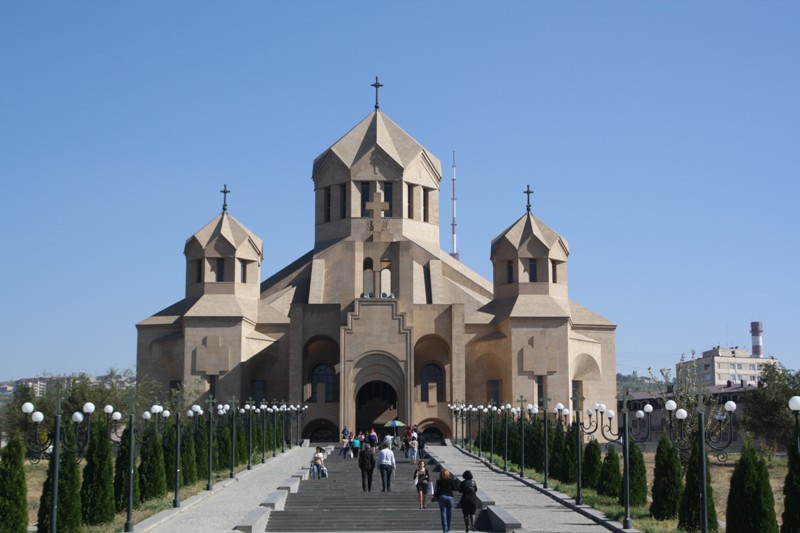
[305,418,338,442]
[356,380,398,432]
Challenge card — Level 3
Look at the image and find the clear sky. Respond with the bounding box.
[1,2,797,382]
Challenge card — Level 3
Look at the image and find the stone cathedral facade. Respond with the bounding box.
[136,108,617,441]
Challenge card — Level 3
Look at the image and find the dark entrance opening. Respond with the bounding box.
[306,419,338,443]
[356,380,398,433]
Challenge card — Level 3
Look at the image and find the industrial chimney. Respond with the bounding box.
[750,321,763,358]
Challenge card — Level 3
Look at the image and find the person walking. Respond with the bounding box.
[310,447,325,480]
[377,442,396,492]
[413,460,431,509]
[358,443,376,492]
[409,436,418,463]
[458,470,479,532]
[434,468,461,533]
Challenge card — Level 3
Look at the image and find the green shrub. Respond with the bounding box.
[620,443,647,507]
[550,423,565,481]
[181,420,198,485]
[80,418,115,524]
[726,441,777,533]
[783,428,800,533]
[138,424,167,502]
[113,425,140,513]
[597,446,621,498]
[650,433,683,520]
[0,433,27,533]
[559,423,577,483]
[582,439,602,489]
[38,423,82,533]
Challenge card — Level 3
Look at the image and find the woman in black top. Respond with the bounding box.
[458,470,478,532]
[413,460,431,509]
[434,469,461,533]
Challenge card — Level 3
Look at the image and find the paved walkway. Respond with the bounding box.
[430,444,635,533]
[139,446,311,533]
[136,442,636,533]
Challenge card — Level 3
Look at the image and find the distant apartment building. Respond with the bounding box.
[15,376,73,397]
[676,346,777,387]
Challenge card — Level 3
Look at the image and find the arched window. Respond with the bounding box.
[362,258,374,297]
[380,258,392,297]
[421,364,444,402]
[311,364,334,403]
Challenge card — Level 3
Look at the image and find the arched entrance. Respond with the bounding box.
[304,418,338,442]
[356,380,398,432]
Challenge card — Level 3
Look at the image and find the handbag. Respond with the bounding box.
[427,482,434,495]
[320,465,328,478]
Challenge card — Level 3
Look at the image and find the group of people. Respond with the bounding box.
[313,425,476,533]
[415,461,478,533]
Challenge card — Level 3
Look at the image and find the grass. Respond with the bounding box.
[468,447,789,533]
[23,453,277,532]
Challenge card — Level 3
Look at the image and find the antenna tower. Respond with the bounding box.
[450,151,459,260]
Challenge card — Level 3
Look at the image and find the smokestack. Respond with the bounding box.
[750,321,763,358]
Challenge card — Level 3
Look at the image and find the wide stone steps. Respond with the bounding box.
[266,448,443,532]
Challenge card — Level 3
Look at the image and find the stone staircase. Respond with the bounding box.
[266,448,443,532]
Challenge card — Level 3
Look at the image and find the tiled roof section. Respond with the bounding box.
[186,212,263,259]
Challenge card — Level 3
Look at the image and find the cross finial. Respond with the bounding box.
[524,184,533,213]
[220,184,231,213]
[371,76,383,110]
[365,189,390,231]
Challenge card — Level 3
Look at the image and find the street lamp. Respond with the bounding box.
[490,403,497,463]
[502,402,511,472]
[478,405,486,458]
[259,402,267,463]
[569,395,599,506]
[517,395,527,477]
[539,396,551,489]
[21,398,95,533]
[280,404,287,452]
[789,396,800,454]
[665,395,736,533]
[270,403,279,457]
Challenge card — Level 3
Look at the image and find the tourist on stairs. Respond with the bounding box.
[413,460,431,509]
[458,470,478,532]
[377,442,396,491]
[358,443,376,492]
[434,469,460,533]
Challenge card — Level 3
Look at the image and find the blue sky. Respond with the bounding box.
[1,2,798,382]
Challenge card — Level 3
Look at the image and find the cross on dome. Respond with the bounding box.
[524,184,533,213]
[220,184,231,212]
[371,76,383,110]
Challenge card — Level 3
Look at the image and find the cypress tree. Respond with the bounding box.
[80,417,115,525]
[783,429,800,533]
[620,443,648,507]
[650,433,683,520]
[0,432,27,533]
[559,423,577,483]
[236,416,247,465]
[38,423,82,533]
[597,446,622,498]
[217,422,231,472]
[162,423,176,480]
[113,425,140,513]
[726,442,777,533]
[550,424,565,481]
[181,421,198,485]
[138,424,167,502]
[195,415,209,480]
[582,439,602,490]
[678,433,718,533]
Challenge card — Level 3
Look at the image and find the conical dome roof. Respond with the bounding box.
[491,212,569,259]
[312,110,441,180]
[185,212,263,262]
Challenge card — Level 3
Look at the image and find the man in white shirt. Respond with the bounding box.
[376,443,396,492]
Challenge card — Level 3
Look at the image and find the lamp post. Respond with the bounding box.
[259,402,267,462]
[789,396,800,454]
[539,396,550,489]
[664,395,736,533]
[597,391,652,530]
[204,395,217,490]
[270,403,278,457]
[244,399,255,470]
[490,403,497,464]
[502,402,511,472]
[21,397,95,533]
[280,404,287,452]
[517,395,527,477]
[225,398,237,477]
[467,405,475,449]
[151,402,179,508]
[569,394,599,506]
[478,405,486,458]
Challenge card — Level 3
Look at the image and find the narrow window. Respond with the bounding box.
[528,259,537,282]
[423,188,430,222]
[195,260,203,283]
[571,380,582,410]
[536,375,546,405]
[240,259,247,283]
[421,364,444,402]
[551,260,558,284]
[506,261,514,284]
[311,364,335,403]
[324,187,331,222]
[362,258,374,297]
[340,184,347,219]
[487,380,501,405]
[384,183,393,217]
[216,258,225,282]
[360,182,370,217]
[407,184,414,219]
[251,380,265,402]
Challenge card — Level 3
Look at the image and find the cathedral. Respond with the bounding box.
[136,99,617,442]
